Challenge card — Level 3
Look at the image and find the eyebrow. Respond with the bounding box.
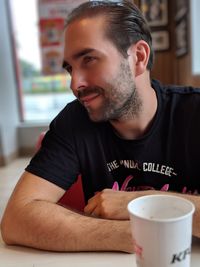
[72,48,95,60]
[62,48,96,69]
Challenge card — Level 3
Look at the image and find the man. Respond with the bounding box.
[1,0,200,252]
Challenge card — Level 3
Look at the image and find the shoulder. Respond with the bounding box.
[55,99,88,120]
[152,79,200,97]
[152,80,200,122]
[49,100,108,137]
[152,79,200,106]
[51,100,91,129]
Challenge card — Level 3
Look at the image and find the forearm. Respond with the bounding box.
[1,200,133,252]
[85,188,200,238]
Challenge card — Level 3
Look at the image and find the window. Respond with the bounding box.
[191,0,200,75]
[10,0,76,122]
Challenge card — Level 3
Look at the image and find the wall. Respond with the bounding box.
[0,0,20,165]
[135,0,177,85]
[150,0,200,86]
[150,0,177,84]
[18,123,48,156]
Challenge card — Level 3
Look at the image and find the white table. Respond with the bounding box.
[0,234,200,267]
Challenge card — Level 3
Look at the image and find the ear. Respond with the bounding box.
[127,40,150,77]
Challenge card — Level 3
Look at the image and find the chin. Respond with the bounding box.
[88,112,106,122]
[89,115,103,122]
[87,105,110,122]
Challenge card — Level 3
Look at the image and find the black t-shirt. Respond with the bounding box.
[26,80,200,201]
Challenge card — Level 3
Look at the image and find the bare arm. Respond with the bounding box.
[84,189,200,237]
[0,172,133,252]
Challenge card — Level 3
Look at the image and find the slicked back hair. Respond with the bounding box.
[65,0,154,70]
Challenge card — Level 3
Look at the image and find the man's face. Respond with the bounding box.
[64,16,141,122]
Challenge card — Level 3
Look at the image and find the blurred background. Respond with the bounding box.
[0,0,200,166]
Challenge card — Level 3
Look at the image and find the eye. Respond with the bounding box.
[62,61,72,74]
[64,65,72,74]
[83,56,95,64]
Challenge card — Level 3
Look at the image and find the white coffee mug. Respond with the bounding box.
[128,195,195,267]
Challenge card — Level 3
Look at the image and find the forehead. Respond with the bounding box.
[64,16,117,59]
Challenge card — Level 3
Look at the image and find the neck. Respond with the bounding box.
[110,79,157,140]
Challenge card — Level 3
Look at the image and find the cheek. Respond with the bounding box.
[85,63,118,88]
[93,68,116,86]
[88,70,105,87]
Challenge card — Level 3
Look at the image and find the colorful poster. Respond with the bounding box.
[41,46,64,74]
[38,0,87,75]
[40,18,65,47]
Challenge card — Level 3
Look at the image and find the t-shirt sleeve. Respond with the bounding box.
[25,103,80,190]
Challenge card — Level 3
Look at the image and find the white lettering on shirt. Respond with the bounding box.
[120,160,141,170]
[107,160,119,171]
[143,162,176,177]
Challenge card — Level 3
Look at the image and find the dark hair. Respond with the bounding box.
[66,0,154,70]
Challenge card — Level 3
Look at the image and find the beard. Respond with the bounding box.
[78,60,142,122]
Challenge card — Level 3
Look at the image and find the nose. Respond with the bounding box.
[70,70,88,95]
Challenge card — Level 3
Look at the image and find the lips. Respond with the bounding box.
[80,93,100,106]
[77,86,103,108]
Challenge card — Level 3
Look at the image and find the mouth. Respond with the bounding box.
[80,93,101,107]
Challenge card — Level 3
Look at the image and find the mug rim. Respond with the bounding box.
[127,194,195,223]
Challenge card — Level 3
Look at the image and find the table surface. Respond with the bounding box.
[1,235,200,267]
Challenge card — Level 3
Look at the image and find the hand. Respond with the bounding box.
[84,189,135,220]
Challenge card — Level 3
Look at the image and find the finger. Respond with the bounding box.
[84,200,98,214]
[84,192,101,214]
[84,204,96,215]
[91,206,101,218]
[87,191,100,203]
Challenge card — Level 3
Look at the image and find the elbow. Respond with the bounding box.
[0,212,16,245]
[1,216,9,244]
